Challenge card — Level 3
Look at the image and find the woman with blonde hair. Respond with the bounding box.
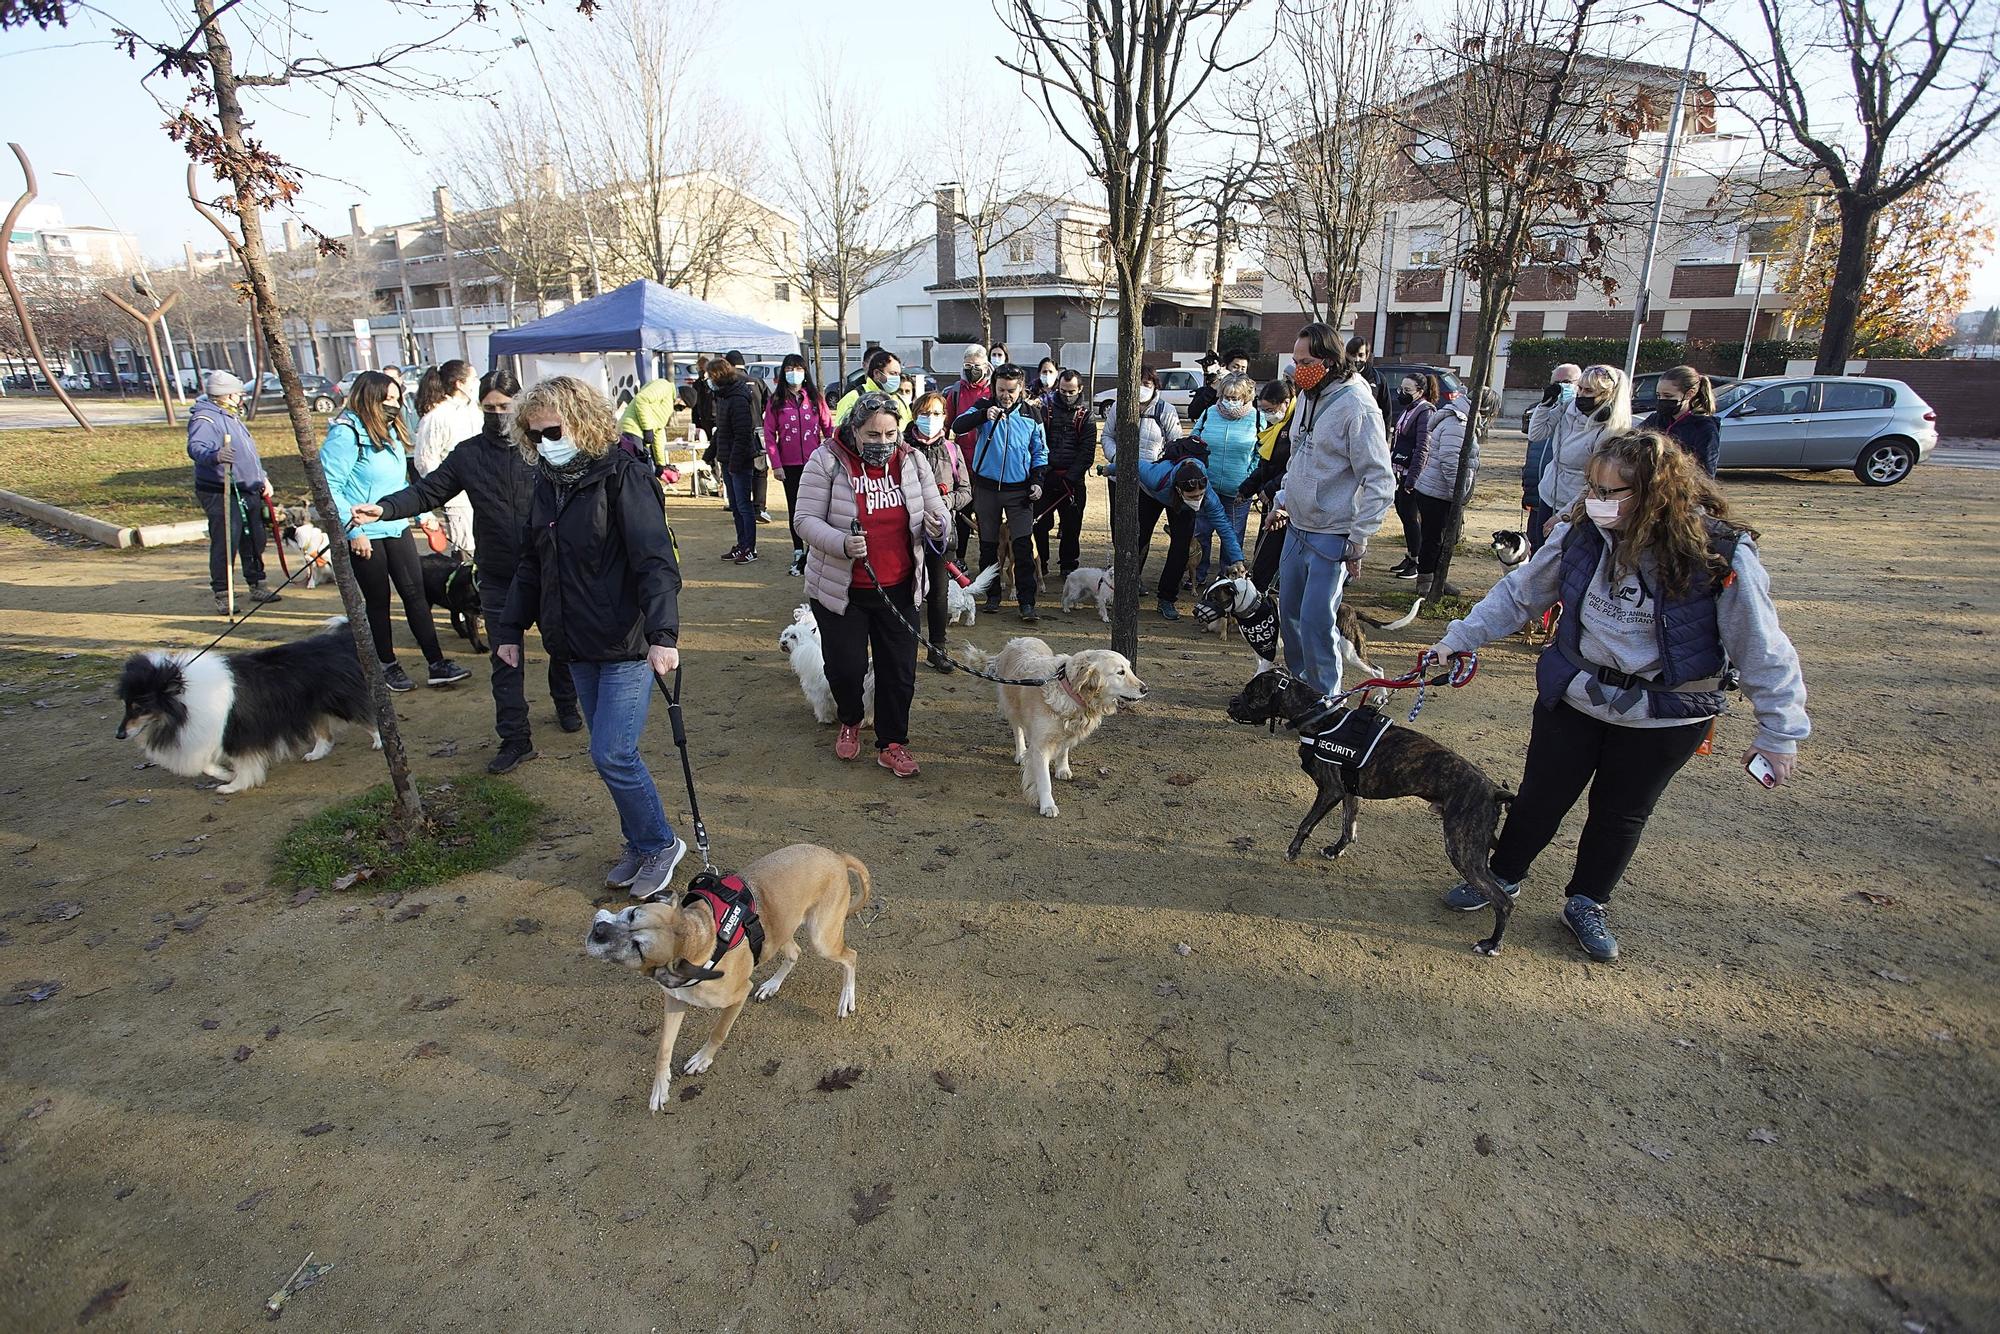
[1424,429,1809,962]
[1641,364,1721,476]
[494,376,689,902]
[1536,363,1631,536]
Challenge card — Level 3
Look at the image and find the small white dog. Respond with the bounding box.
[282,522,333,589]
[1060,566,1115,622]
[946,564,1000,627]
[779,605,874,725]
[958,638,1147,818]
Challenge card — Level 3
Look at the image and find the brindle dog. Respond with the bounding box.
[1226,670,1518,955]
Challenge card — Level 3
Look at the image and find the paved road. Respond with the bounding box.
[1930,447,2000,471]
[0,398,181,429]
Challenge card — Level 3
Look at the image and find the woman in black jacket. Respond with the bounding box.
[495,376,688,902]
[352,368,580,774]
[1035,369,1097,576]
[1642,365,1721,476]
[710,357,761,564]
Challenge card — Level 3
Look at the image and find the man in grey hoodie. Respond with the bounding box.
[1276,323,1394,695]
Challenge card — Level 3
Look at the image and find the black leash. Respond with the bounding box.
[848,518,1057,687]
[175,517,342,668]
[654,665,717,876]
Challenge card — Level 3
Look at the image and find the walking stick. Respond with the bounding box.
[222,459,235,616]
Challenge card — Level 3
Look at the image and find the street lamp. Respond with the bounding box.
[54,169,187,401]
[1622,0,1706,383]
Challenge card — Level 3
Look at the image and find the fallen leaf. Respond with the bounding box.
[171,912,207,933]
[393,903,429,923]
[21,1097,52,1120]
[1873,968,1915,985]
[290,887,318,908]
[1673,1038,1696,1049]
[300,1122,336,1137]
[1164,772,1197,786]
[1637,1142,1675,1162]
[1748,1128,1779,1145]
[1415,1069,1447,1084]
[113,1186,135,1201]
[1228,836,1254,851]
[816,1065,863,1092]
[198,1018,220,1030]
[1845,1183,1925,1217]
[31,901,82,923]
[931,1070,958,1094]
[849,1181,895,1225]
[759,1059,781,1077]
[677,1085,702,1102]
[1855,891,1900,907]
[264,1025,281,1041]
[75,1280,129,1325]
[408,1041,448,1059]
[429,741,458,757]
[235,1187,274,1212]
[141,935,167,952]
[406,995,459,1012]
[1174,942,1193,957]
[1474,1133,1494,1156]
[617,1206,649,1223]
[330,869,376,893]
[231,1046,254,1063]
[1,979,62,1005]
[504,918,543,935]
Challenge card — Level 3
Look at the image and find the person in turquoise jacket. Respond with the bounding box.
[1187,371,1263,589]
[320,370,468,692]
[1134,455,1245,620]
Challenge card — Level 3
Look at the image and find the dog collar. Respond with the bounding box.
[1053,663,1088,710]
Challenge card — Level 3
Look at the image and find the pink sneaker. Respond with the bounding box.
[834,723,862,761]
[876,743,919,778]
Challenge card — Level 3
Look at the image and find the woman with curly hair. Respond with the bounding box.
[1422,430,1810,962]
[494,376,689,902]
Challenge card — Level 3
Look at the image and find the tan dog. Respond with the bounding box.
[584,843,871,1111]
[958,638,1147,818]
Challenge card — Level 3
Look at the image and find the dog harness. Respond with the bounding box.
[1194,581,1281,664]
[659,872,764,987]
[1295,703,1394,785]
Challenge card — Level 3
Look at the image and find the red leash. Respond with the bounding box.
[264,493,291,579]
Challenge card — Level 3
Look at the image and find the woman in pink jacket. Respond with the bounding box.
[764,353,834,576]
[795,391,949,777]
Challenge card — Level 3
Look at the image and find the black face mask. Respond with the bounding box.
[483,410,508,436]
[1395,391,1414,407]
[1574,394,1600,413]
[1056,391,1079,409]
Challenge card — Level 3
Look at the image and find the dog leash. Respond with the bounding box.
[173,520,353,668]
[849,520,1060,688]
[1309,650,1479,724]
[654,665,718,877]
[264,492,292,580]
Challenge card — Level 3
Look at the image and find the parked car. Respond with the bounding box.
[59,372,93,392]
[1093,365,1204,418]
[1712,375,1936,485]
[745,360,784,394]
[253,371,338,413]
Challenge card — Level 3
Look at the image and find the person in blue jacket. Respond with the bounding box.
[1134,456,1246,620]
[1187,371,1263,589]
[185,369,278,614]
[321,370,469,693]
[950,363,1049,621]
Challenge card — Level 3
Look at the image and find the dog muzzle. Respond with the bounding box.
[1191,600,1222,626]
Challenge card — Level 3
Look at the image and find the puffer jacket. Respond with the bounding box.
[186,395,265,491]
[795,439,947,615]
[1100,393,1182,470]
[372,425,541,583]
[1392,399,1435,482]
[1040,392,1098,487]
[951,397,1048,488]
[1134,457,1244,566]
[321,410,415,540]
[1188,404,1260,497]
[765,387,832,469]
[618,379,680,466]
[1414,399,1479,501]
[1538,398,1620,512]
[1284,372,1394,542]
[711,377,759,474]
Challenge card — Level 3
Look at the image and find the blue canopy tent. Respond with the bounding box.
[487,279,797,383]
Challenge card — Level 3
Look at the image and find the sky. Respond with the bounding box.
[3,0,1997,307]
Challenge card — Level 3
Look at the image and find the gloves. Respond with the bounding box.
[216,440,236,467]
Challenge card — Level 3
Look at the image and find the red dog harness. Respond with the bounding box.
[682,871,764,972]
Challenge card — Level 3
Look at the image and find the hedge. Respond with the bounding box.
[1505,337,1820,387]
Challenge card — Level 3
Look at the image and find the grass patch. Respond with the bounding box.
[0,420,317,527]
[1416,594,1478,621]
[275,775,540,895]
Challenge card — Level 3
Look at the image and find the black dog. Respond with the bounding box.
[1226,670,1517,955]
[421,551,484,652]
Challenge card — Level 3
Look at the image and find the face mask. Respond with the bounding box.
[878,373,901,393]
[1555,382,1577,402]
[1395,390,1415,407]
[483,410,508,435]
[1039,371,1056,387]
[1056,391,1078,409]
[1138,387,1156,404]
[1574,394,1599,413]
[1291,361,1328,392]
[538,438,580,467]
[916,414,944,437]
[967,364,988,382]
[785,369,804,387]
[860,441,895,467]
[1584,496,1625,528]
[1218,400,1252,420]
[1658,394,1681,410]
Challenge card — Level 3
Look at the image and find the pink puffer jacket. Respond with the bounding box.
[796,439,946,615]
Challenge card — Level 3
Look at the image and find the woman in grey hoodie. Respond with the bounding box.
[1425,429,1809,963]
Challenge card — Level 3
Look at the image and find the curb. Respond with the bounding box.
[0,487,133,548]
[133,519,209,547]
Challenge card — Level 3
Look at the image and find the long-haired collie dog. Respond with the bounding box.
[115,620,378,794]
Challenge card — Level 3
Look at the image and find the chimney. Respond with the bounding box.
[183,242,198,276]
[935,182,962,286]
[281,219,302,252]
[433,185,453,226]
[534,161,561,195]
[349,204,368,238]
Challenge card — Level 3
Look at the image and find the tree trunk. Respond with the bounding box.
[975,243,993,348]
[1816,197,1875,374]
[1108,278,1147,663]
[196,0,424,830]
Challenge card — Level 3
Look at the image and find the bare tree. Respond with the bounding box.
[446,100,588,315]
[1178,132,1269,353]
[1400,0,1651,594]
[1686,0,2000,373]
[999,0,1262,662]
[1258,0,1407,330]
[268,244,376,377]
[938,96,1060,347]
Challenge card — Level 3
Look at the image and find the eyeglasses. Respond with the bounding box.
[1583,483,1633,500]
[524,424,566,444]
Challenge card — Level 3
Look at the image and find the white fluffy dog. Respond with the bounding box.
[779,605,873,725]
[958,638,1147,818]
[1060,566,1115,622]
[282,522,333,589]
[946,564,1000,627]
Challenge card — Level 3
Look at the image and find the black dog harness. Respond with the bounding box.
[1195,581,1281,662]
[1296,703,1394,786]
[657,871,764,987]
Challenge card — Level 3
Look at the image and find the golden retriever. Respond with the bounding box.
[958,638,1147,817]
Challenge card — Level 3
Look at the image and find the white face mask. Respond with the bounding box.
[916,414,944,437]
[1039,371,1056,387]
[1584,496,1625,529]
[538,438,580,467]
[785,369,804,387]
[1138,387,1156,404]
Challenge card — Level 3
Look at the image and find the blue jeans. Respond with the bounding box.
[725,469,758,553]
[1278,528,1351,696]
[1192,494,1253,588]
[570,659,676,856]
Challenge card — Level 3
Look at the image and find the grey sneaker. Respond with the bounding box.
[1443,877,1522,912]
[605,848,645,890]
[1563,895,1620,962]
[628,837,689,900]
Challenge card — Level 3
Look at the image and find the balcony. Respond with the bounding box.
[367,302,542,331]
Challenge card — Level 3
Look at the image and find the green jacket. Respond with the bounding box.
[618,379,680,465]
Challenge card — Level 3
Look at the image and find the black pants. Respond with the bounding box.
[779,464,806,555]
[1526,500,1556,552]
[811,581,917,748]
[923,547,954,648]
[972,481,1038,607]
[479,574,576,743]
[954,509,976,563]
[1490,699,1709,903]
[1033,475,1087,575]
[1392,484,1422,560]
[198,486,267,593]
[1413,491,1453,575]
[1250,514,1286,591]
[349,531,444,667]
[1131,494,1195,604]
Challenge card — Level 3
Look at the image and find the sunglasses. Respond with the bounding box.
[524,424,566,444]
[1583,483,1633,500]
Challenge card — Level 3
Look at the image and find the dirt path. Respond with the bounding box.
[2,448,1996,1331]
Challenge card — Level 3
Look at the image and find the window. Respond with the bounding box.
[1816,382,1890,412]
[773,281,791,302]
[1410,136,1451,164]
[1733,383,1812,418]
[1745,220,1784,257]
[1407,228,1445,268]
[1677,222,1735,264]
[1007,236,1035,264]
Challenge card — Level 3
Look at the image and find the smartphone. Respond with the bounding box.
[1746,753,1778,789]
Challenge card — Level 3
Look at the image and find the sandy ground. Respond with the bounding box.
[2,438,1996,1332]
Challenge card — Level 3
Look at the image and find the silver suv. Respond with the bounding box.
[1714,376,1938,486]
